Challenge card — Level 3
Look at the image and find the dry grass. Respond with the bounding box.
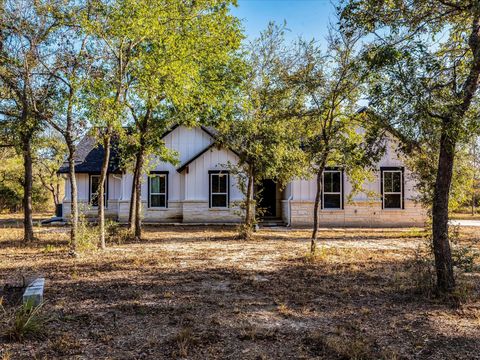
[0,212,52,226]
[0,224,479,359]
[450,214,480,221]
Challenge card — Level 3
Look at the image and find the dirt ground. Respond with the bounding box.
[1,225,479,359]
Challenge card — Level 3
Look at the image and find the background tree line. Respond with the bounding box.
[2,0,480,295]
[0,0,243,252]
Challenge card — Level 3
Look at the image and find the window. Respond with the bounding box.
[382,168,403,209]
[209,171,229,208]
[89,175,107,207]
[322,169,343,209]
[148,172,168,208]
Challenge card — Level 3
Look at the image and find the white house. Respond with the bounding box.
[58,124,427,227]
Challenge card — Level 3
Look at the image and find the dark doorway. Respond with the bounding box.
[258,179,277,218]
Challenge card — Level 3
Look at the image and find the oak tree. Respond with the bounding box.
[291,29,380,254]
[342,0,480,292]
[105,0,244,240]
[218,23,307,239]
[0,0,58,241]
[40,0,97,253]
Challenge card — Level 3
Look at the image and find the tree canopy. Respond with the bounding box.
[341,0,480,292]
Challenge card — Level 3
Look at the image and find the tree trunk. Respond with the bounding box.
[67,142,78,255]
[98,133,111,250]
[133,147,145,240]
[128,155,138,231]
[310,155,328,254]
[432,127,456,293]
[472,141,476,216]
[64,86,79,255]
[245,166,254,229]
[55,178,60,206]
[472,188,476,216]
[50,186,57,207]
[310,170,322,254]
[22,134,34,243]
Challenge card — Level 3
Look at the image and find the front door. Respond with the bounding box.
[258,179,276,217]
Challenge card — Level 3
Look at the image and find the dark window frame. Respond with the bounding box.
[148,171,169,209]
[380,167,405,209]
[321,167,344,210]
[88,174,108,208]
[208,170,230,209]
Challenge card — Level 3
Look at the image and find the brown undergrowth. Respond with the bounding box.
[0,225,479,359]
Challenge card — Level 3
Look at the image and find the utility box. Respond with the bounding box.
[55,204,63,218]
[23,278,45,307]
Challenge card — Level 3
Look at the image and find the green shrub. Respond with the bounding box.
[410,244,436,297]
[42,244,56,254]
[407,224,478,301]
[76,211,98,252]
[304,246,330,263]
[3,299,48,341]
[236,223,254,241]
[449,226,479,273]
[105,220,133,245]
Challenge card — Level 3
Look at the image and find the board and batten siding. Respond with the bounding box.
[181,146,243,223]
[62,174,121,219]
[122,126,216,203]
[63,174,121,202]
[62,125,427,226]
[184,147,242,201]
[284,138,427,227]
[116,125,243,223]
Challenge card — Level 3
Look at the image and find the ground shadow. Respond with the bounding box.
[2,245,479,359]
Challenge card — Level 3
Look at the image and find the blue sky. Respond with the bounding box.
[231,0,339,44]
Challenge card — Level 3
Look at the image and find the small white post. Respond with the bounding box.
[22,278,45,306]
